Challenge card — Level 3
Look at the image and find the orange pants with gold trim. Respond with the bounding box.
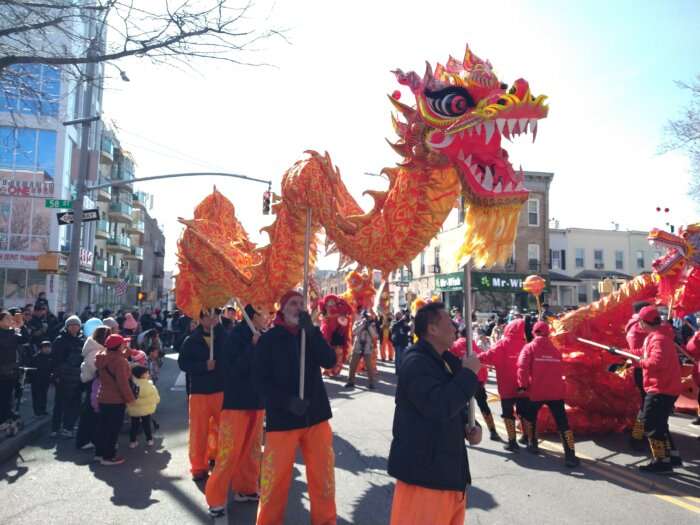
[257,420,336,525]
[380,339,394,360]
[188,392,223,475]
[390,480,466,525]
[206,409,264,507]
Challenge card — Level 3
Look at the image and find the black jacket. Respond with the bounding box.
[177,326,224,394]
[0,328,24,379]
[222,322,264,410]
[29,352,53,385]
[52,329,85,387]
[253,323,336,432]
[387,338,479,491]
[390,318,411,348]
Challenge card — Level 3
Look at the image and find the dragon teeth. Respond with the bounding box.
[475,123,482,135]
[458,130,465,140]
[507,119,518,134]
[493,181,502,193]
[484,121,495,144]
[504,181,513,192]
[519,118,528,133]
[496,119,506,134]
[458,149,465,161]
[465,154,473,165]
[467,126,473,137]
[483,166,493,190]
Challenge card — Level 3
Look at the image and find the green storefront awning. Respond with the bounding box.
[435,271,550,293]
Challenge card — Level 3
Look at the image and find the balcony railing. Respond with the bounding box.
[131,246,144,257]
[130,273,143,286]
[96,220,109,235]
[528,260,541,272]
[111,164,135,182]
[101,139,114,157]
[106,266,128,279]
[130,220,145,231]
[107,235,131,249]
[133,190,149,205]
[94,257,108,274]
[109,201,133,216]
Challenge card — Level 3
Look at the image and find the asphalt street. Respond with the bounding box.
[0,353,699,524]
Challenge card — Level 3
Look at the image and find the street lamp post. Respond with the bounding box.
[65,45,98,315]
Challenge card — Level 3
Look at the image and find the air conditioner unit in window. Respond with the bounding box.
[594,263,604,269]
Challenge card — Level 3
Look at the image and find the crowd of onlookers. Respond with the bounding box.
[0,296,198,464]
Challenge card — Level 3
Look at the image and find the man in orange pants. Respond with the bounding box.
[387,302,482,525]
[177,310,224,481]
[206,304,267,518]
[253,291,338,525]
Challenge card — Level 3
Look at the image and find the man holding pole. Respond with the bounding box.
[614,305,683,473]
[177,309,224,481]
[206,304,267,518]
[253,291,338,525]
[387,302,482,525]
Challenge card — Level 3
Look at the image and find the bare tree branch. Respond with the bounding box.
[0,0,288,120]
[659,75,700,207]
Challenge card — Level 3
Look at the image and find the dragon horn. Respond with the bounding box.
[388,94,415,118]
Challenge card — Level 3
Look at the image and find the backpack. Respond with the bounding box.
[103,365,140,399]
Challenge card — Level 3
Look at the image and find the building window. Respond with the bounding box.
[420,251,425,276]
[575,248,584,268]
[578,284,587,303]
[528,244,540,271]
[615,251,624,270]
[550,250,561,270]
[0,64,60,117]
[636,250,644,268]
[528,199,540,226]
[406,263,413,279]
[434,246,440,272]
[594,249,604,269]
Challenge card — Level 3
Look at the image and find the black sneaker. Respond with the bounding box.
[503,440,520,452]
[489,430,501,441]
[691,416,700,426]
[527,441,539,454]
[368,383,376,390]
[564,453,580,467]
[638,460,673,474]
[518,434,528,445]
[101,456,125,466]
[669,455,683,467]
[208,505,226,518]
[344,382,355,389]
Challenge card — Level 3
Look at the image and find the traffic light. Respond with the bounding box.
[262,191,271,215]
[137,290,145,301]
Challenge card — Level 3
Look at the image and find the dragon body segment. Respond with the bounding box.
[176,43,548,316]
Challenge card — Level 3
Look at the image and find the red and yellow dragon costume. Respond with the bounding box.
[175,43,548,315]
[540,223,700,434]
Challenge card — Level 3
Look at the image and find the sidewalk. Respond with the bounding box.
[0,383,55,465]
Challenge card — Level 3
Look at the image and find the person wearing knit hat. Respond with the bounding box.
[253,291,338,525]
[517,321,580,467]
[102,317,120,334]
[177,309,224,481]
[613,305,683,473]
[205,304,268,518]
[123,313,138,334]
[51,314,85,438]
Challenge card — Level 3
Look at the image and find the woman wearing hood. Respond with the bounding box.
[76,326,110,450]
[94,334,136,465]
[476,318,529,452]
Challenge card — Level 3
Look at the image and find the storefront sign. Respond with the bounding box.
[472,272,550,293]
[79,248,94,270]
[78,271,100,285]
[0,179,55,196]
[0,251,40,268]
[436,271,550,293]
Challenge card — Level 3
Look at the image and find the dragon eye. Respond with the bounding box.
[425,87,474,117]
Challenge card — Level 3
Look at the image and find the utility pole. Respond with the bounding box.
[65,17,99,315]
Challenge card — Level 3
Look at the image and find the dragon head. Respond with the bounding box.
[391,44,548,266]
[392,44,548,205]
[649,223,700,275]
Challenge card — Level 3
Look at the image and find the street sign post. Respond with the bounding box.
[46,199,74,209]
[56,208,99,225]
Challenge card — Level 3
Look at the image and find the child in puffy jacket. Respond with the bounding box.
[126,365,160,448]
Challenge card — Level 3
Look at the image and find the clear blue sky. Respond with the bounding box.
[102,0,700,272]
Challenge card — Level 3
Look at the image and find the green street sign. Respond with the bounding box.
[46,199,74,209]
